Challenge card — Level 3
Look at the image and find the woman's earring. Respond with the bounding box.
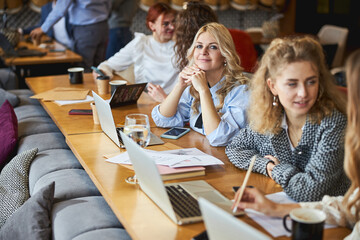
[272,96,278,107]
[224,61,227,67]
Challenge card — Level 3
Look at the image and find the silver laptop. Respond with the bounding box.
[198,198,271,240]
[120,131,243,225]
[92,91,164,148]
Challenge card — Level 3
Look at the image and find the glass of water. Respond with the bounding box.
[123,113,150,184]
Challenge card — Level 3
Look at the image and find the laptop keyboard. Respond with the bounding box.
[165,185,201,218]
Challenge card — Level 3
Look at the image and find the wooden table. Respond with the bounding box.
[25,74,352,240]
[3,38,82,88]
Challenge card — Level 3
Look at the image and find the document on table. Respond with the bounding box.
[55,95,94,105]
[244,192,337,238]
[105,148,224,167]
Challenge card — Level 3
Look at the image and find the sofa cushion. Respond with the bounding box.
[9,89,41,106]
[14,105,49,121]
[33,169,100,202]
[18,117,60,139]
[0,88,19,107]
[52,196,123,240]
[17,132,68,153]
[0,100,18,170]
[29,149,83,195]
[0,148,38,228]
[73,228,131,240]
[0,182,54,240]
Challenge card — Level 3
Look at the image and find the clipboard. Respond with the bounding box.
[109,83,147,108]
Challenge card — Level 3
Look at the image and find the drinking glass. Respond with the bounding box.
[123,113,150,184]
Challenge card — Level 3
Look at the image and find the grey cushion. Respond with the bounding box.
[17,132,68,153]
[14,105,49,121]
[52,196,123,240]
[0,182,54,240]
[18,117,60,138]
[0,148,38,228]
[33,169,100,202]
[0,88,19,107]
[73,228,131,240]
[29,149,83,195]
[9,89,41,107]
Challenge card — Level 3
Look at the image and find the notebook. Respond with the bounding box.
[92,91,164,147]
[0,33,46,57]
[109,83,147,108]
[120,131,244,225]
[198,198,271,240]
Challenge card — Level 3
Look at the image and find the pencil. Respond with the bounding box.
[232,155,256,213]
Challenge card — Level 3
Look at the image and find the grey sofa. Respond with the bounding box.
[10,89,131,240]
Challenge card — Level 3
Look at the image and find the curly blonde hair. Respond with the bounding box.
[186,22,248,114]
[248,36,346,134]
[344,49,360,221]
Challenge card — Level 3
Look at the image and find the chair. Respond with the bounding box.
[317,24,349,68]
[228,28,258,73]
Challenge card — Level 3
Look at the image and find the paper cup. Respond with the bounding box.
[68,67,84,84]
[90,102,99,125]
[96,78,110,95]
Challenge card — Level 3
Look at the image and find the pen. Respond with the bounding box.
[232,156,256,213]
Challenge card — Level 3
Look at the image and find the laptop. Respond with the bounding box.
[109,83,147,108]
[92,91,164,147]
[120,130,244,225]
[198,198,271,240]
[0,32,46,57]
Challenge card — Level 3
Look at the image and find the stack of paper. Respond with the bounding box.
[105,148,224,181]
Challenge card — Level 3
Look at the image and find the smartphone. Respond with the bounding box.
[161,127,190,139]
[91,66,106,77]
[191,230,208,240]
[68,109,93,115]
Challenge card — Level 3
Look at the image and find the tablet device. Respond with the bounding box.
[109,83,147,108]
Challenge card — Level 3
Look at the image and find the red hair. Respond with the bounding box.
[146,3,176,30]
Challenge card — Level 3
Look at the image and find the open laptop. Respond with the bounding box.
[109,83,147,108]
[0,32,46,57]
[198,198,271,240]
[92,91,164,148]
[120,131,243,225]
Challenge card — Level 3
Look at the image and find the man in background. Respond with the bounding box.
[30,0,111,72]
[23,0,72,49]
[106,0,138,59]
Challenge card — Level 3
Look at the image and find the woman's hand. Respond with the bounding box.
[147,83,167,102]
[233,187,281,217]
[264,155,280,179]
[234,187,300,218]
[178,65,202,89]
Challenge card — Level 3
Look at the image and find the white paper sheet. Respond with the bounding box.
[244,192,337,238]
[55,95,94,105]
[105,147,224,167]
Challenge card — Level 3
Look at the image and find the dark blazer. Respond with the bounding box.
[23,2,72,39]
[226,109,350,202]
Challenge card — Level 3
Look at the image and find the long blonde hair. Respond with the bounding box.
[343,49,360,221]
[248,36,346,134]
[186,22,248,114]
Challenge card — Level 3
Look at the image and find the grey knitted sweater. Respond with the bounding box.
[225,109,350,202]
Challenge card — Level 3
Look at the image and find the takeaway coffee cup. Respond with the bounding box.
[68,67,84,84]
[90,102,99,125]
[283,208,326,240]
[96,76,110,95]
[109,80,127,95]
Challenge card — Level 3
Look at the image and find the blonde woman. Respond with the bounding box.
[226,36,350,201]
[152,23,249,146]
[233,49,360,240]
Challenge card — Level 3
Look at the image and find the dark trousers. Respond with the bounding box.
[105,27,133,59]
[72,21,109,72]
